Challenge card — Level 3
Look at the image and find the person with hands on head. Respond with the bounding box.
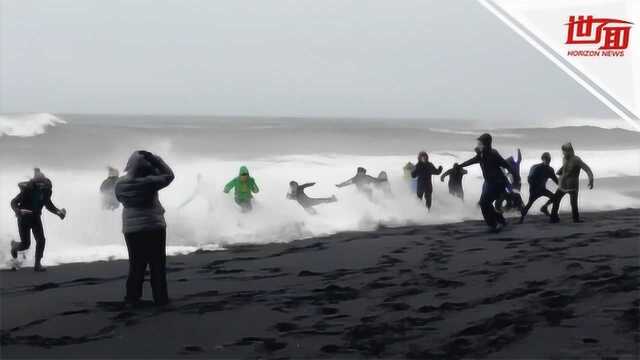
[10,168,66,272]
[549,143,594,223]
[411,151,443,210]
[115,150,174,307]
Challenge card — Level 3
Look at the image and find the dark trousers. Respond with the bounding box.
[417,184,433,209]
[479,182,506,228]
[521,188,554,218]
[124,229,168,304]
[16,215,46,261]
[550,189,580,222]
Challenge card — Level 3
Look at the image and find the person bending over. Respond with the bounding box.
[549,143,594,223]
[519,152,558,223]
[10,168,66,272]
[441,162,467,200]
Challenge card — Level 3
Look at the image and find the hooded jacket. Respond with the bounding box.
[115,151,174,234]
[460,135,518,185]
[411,152,442,193]
[557,143,593,192]
[10,177,60,217]
[224,166,259,202]
[527,163,558,192]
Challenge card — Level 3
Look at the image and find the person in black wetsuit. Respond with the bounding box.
[100,166,120,210]
[459,133,519,232]
[519,152,558,223]
[10,168,67,271]
[287,181,337,214]
[440,163,467,200]
[335,167,380,199]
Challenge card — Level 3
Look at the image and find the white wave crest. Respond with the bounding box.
[0,113,66,137]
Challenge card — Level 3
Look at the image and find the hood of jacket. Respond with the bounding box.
[238,166,250,176]
[124,151,153,178]
[561,142,575,158]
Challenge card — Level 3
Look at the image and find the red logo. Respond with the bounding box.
[565,15,633,57]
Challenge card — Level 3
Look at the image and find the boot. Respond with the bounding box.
[34,259,47,272]
[540,206,550,216]
[10,241,18,259]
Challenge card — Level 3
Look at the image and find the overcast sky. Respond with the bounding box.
[0,0,616,124]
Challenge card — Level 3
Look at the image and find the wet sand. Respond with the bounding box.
[1,209,639,359]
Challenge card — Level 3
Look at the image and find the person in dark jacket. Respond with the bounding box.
[287,181,337,214]
[440,163,467,200]
[335,167,380,199]
[115,151,174,306]
[498,149,524,212]
[459,133,519,232]
[519,152,558,223]
[549,143,594,223]
[10,168,66,271]
[411,151,443,210]
[100,166,120,210]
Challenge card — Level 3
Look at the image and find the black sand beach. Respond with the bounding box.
[1,209,639,359]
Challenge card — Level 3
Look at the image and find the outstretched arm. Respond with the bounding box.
[440,169,452,182]
[43,190,61,215]
[178,191,198,209]
[299,182,316,189]
[336,177,354,187]
[580,160,594,189]
[459,155,479,168]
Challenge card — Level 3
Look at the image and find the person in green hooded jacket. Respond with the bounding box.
[224,166,259,212]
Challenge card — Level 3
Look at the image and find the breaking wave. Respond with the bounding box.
[0,113,66,137]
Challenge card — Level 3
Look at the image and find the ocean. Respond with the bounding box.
[1,113,639,268]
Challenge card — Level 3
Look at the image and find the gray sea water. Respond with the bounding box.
[1,113,638,267]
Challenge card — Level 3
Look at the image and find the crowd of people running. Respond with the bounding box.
[8,132,594,307]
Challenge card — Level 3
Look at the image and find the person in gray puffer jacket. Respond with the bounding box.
[115,150,174,306]
[549,142,594,223]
